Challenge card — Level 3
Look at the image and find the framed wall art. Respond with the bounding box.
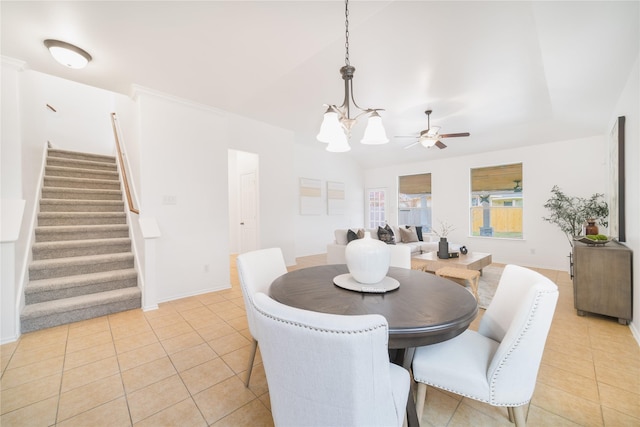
[299,178,323,215]
[608,116,625,242]
[327,181,345,215]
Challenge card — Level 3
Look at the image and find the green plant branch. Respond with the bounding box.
[542,185,609,247]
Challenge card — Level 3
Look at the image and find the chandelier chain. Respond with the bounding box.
[344,0,350,66]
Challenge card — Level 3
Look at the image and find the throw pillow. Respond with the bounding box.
[400,226,419,243]
[347,228,365,243]
[378,225,396,244]
[406,225,424,241]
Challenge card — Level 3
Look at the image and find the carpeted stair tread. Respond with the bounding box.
[41,186,123,201]
[22,287,141,317]
[32,237,132,259]
[38,212,127,226]
[29,252,134,280]
[44,175,121,190]
[45,165,119,180]
[30,252,134,270]
[48,149,116,164]
[20,287,142,333]
[26,268,137,293]
[47,157,118,171]
[25,269,138,304]
[35,224,129,242]
[39,199,124,212]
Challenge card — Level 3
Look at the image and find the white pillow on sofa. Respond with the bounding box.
[334,229,350,245]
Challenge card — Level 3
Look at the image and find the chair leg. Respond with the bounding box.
[244,338,258,387]
[415,383,427,423]
[508,405,527,426]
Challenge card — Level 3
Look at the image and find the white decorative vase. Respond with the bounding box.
[345,231,390,284]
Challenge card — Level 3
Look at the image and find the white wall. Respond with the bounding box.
[133,88,297,302]
[225,113,297,265]
[1,58,24,200]
[136,91,230,302]
[1,58,25,342]
[293,144,365,257]
[611,56,639,340]
[39,73,117,156]
[364,136,609,272]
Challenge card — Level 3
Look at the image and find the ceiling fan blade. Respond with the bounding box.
[404,140,421,149]
[435,140,447,149]
[439,132,470,138]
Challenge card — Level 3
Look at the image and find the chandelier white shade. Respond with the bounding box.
[317,0,387,151]
[44,39,92,69]
[360,111,389,145]
[317,109,342,143]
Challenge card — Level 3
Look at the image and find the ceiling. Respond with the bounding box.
[2,1,638,169]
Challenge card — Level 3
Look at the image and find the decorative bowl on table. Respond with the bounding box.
[574,235,612,246]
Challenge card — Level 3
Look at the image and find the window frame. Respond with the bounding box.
[469,163,524,240]
[366,187,388,229]
[398,173,432,233]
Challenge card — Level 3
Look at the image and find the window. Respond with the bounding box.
[367,188,387,229]
[398,173,432,232]
[470,163,523,239]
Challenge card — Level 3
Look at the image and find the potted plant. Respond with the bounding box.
[542,185,609,247]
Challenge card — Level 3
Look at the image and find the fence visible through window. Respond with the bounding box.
[470,163,523,239]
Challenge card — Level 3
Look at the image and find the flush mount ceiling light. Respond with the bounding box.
[316,0,388,152]
[44,39,92,69]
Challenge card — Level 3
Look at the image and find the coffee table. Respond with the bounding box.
[412,251,492,273]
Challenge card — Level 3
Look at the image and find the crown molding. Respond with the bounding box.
[1,56,27,71]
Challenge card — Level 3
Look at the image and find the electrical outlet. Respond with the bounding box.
[530,248,536,254]
[163,195,177,205]
[204,264,209,273]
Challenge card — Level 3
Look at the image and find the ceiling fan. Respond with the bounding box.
[399,110,470,150]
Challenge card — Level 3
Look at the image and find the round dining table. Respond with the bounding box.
[269,264,479,427]
[269,264,478,350]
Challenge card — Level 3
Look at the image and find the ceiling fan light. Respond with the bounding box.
[360,112,389,145]
[44,39,92,69]
[420,137,438,148]
[317,110,343,143]
[326,132,351,152]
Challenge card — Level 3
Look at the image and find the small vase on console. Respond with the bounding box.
[585,220,599,235]
[437,237,450,259]
[345,232,390,284]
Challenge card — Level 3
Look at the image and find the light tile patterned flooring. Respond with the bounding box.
[1,254,638,426]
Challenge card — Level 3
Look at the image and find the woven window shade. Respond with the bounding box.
[471,163,522,192]
[399,173,431,194]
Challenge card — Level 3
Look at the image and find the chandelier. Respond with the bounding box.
[316,0,388,152]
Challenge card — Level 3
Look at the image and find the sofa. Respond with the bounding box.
[327,225,440,265]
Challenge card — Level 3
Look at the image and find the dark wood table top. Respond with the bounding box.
[269,264,478,349]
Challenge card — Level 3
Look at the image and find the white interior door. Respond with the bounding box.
[240,171,258,253]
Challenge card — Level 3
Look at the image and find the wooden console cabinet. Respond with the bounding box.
[573,241,632,324]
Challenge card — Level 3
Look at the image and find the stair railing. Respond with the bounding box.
[110,113,139,214]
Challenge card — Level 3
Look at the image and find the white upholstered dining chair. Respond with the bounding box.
[412,264,558,426]
[252,292,410,427]
[236,248,288,387]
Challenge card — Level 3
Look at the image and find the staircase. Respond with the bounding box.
[21,148,141,333]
